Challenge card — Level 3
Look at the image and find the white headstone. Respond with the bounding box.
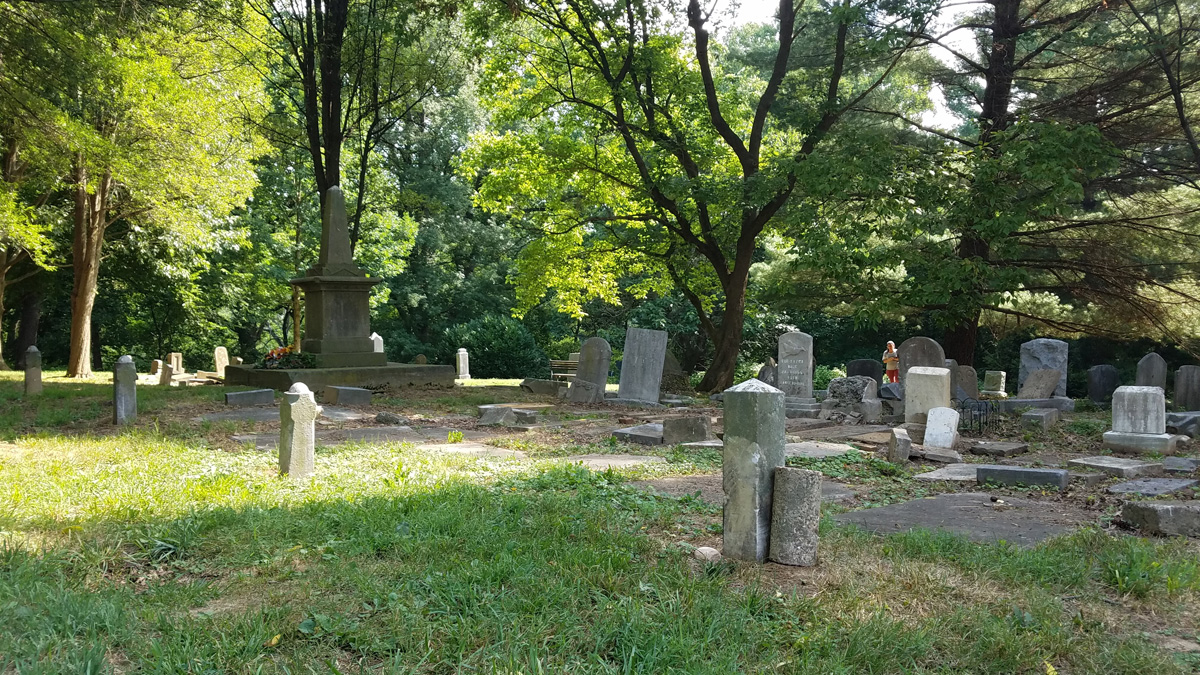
[159,363,174,386]
[1112,386,1166,434]
[214,346,229,378]
[280,383,322,480]
[924,407,960,449]
[904,366,951,424]
[370,332,384,354]
[113,355,137,424]
[456,348,471,380]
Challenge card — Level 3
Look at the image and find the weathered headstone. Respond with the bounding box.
[924,407,960,449]
[904,366,951,424]
[756,357,778,387]
[980,370,1007,398]
[1087,364,1119,404]
[370,332,384,353]
[1136,352,1167,391]
[279,383,322,480]
[455,348,471,380]
[1103,385,1174,454]
[413,354,428,365]
[1022,408,1060,430]
[777,332,814,398]
[214,347,229,378]
[722,378,786,563]
[1016,369,1061,399]
[478,405,516,426]
[617,326,668,404]
[568,337,612,404]
[768,467,821,566]
[1174,365,1200,411]
[169,352,183,374]
[846,358,883,387]
[159,363,175,386]
[898,337,945,385]
[662,416,711,445]
[150,359,161,376]
[887,427,912,462]
[113,355,137,424]
[325,385,371,406]
[23,346,42,396]
[1019,338,1068,397]
[661,351,690,393]
[951,365,979,400]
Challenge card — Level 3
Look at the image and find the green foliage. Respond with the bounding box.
[814,365,846,390]
[438,316,548,379]
[257,350,316,370]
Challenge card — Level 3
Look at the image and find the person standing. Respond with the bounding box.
[882,341,900,383]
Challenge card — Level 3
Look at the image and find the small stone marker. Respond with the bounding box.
[1121,501,1200,537]
[279,383,322,480]
[1087,365,1119,403]
[952,365,979,400]
[1103,385,1174,454]
[768,467,821,566]
[777,332,814,398]
[1136,352,1168,390]
[897,337,945,385]
[370,332,384,353]
[478,405,516,426]
[888,428,912,463]
[520,378,567,396]
[969,441,1028,457]
[1019,338,1068,397]
[722,378,786,563]
[214,346,229,378]
[1108,478,1199,497]
[617,326,668,404]
[756,358,778,387]
[169,352,183,373]
[413,354,428,364]
[1175,365,1200,411]
[232,356,244,366]
[1163,457,1200,474]
[662,416,711,445]
[113,355,137,424]
[846,359,883,386]
[693,546,722,562]
[924,407,960,449]
[976,466,1069,492]
[1067,455,1163,478]
[612,423,664,445]
[904,366,951,424]
[980,370,1007,398]
[159,363,175,386]
[225,388,275,407]
[455,348,471,380]
[23,346,42,396]
[567,337,612,403]
[1016,369,1061,399]
[1022,408,1060,431]
[325,385,371,406]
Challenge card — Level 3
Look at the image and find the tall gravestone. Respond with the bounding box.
[159,363,174,386]
[1018,338,1068,397]
[1087,364,1119,404]
[113,355,137,424]
[370,332,384,353]
[214,347,229,378]
[777,332,814,399]
[1137,352,1168,391]
[897,337,945,385]
[169,352,183,373]
[568,337,612,403]
[1175,365,1200,411]
[617,326,667,404]
[1103,385,1174,454]
[290,187,387,368]
[24,346,42,396]
[722,378,786,563]
[280,383,322,480]
[455,348,471,380]
[904,366,950,424]
[846,359,883,387]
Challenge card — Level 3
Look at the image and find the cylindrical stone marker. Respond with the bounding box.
[456,348,471,380]
[722,378,786,563]
[768,467,822,566]
[113,355,137,425]
[280,382,322,480]
[24,346,42,396]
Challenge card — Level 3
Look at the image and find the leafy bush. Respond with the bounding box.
[815,364,846,390]
[439,316,549,378]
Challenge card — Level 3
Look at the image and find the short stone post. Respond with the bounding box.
[456,348,471,380]
[113,355,137,424]
[768,467,822,566]
[279,383,322,480]
[887,427,912,462]
[24,346,42,396]
[722,378,786,563]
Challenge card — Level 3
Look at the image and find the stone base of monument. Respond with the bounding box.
[1101,430,1181,455]
[785,396,821,419]
[224,363,454,392]
[979,390,1008,399]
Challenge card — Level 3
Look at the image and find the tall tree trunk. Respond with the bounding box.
[14,289,41,369]
[68,161,110,378]
[697,249,754,392]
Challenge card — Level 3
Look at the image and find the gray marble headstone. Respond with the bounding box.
[617,327,667,404]
[568,337,612,403]
[1087,364,1119,404]
[768,467,821,566]
[846,359,883,387]
[897,337,945,385]
[24,346,42,396]
[722,378,786,563]
[1176,365,1200,411]
[1019,338,1067,397]
[1136,353,1168,391]
[280,383,322,480]
[370,332,384,353]
[777,332,814,398]
[214,346,229,378]
[951,365,979,400]
[113,355,137,424]
[456,348,471,380]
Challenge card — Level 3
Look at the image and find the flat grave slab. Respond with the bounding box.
[231,425,493,449]
[1067,456,1162,478]
[629,473,855,505]
[914,463,978,482]
[847,431,892,444]
[563,454,666,470]
[788,424,892,440]
[834,493,1076,546]
[419,442,526,460]
[1108,478,1199,496]
[681,439,723,448]
[612,423,664,446]
[196,406,372,423]
[785,441,857,459]
[1163,457,1200,474]
[969,441,1029,458]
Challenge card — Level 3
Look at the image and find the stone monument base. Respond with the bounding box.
[1102,431,1180,455]
[224,363,454,392]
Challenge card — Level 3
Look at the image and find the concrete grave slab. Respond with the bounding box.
[324,385,372,406]
[969,441,1029,457]
[914,463,978,482]
[1121,501,1200,537]
[1108,478,1198,496]
[785,441,857,459]
[225,389,275,407]
[834,492,1075,546]
[662,417,711,445]
[564,454,667,470]
[1163,457,1200,474]
[1067,456,1163,478]
[420,442,526,460]
[612,423,664,446]
[916,447,964,463]
[681,439,723,448]
[977,465,1070,491]
[992,397,1075,413]
[196,405,371,423]
[629,473,855,505]
[1022,408,1060,430]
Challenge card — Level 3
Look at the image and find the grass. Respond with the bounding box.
[0,375,1198,671]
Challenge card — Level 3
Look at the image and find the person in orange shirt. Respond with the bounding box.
[882,341,900,383]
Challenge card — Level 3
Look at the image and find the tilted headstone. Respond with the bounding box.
[924,407,960,449]
[846,359,883,387]
[24,346,42,396]
[777,332,814,399]
[1136,352,1168,391]
[325,385,371,406]
[617,326,667,404]
[887,427,912,463]
[568,337,612,403]
[897,337,945,385]
[370,332,384,353]
[1087,364,1119,404]
[662,416,711,445]
[756,357,778,387]
[951,365,979,400]
[113,355,137,424]
[150,359,161,376]
[768,467,821,567]
[1019,338,1068,397]
[456,348,471,380]
[981,370,1007,397]
[1016,369,1061,399]
[904,366,951,424]
[722,378,786,563]
[159,363,174,386]
[279,383,322,480]
[169,352,183,373]
[1103,385,1174,454]
[214,346,229,378]
[1176,365,1200,411]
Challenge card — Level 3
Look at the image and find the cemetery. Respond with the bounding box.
[3,0,1200,671]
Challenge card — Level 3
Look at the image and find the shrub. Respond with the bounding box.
[815,364,846,390]
[439,316,549,379]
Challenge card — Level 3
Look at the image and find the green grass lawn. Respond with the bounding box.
[0,375,1198,672]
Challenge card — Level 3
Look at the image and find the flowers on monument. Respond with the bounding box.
[258,345,317,370]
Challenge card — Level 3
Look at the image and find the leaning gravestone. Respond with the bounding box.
[777,332,814,399]
[1136,352,1167,391]
[1174,365,1200,411]
[1019,338,1068,397]
[768,467,821,566]
[898,337,945,385]
[756,357,778,387]
[846,359,883,387]
[1016,369,1061,399]
[567,337,612,404]
[159,363,174,386]
[1087,364,1119,404]
[214,346,229,378]
[24,346,42,396]
[722,378,786,563]
[617,326,667,404]
[280,383,322,480]
[1103,385,1174,454]
[455,348,471,380]
[951,365,979,400]
[113,355,137,425]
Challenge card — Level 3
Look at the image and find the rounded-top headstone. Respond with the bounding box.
[1175,365,1200,411]
[1136,352,1168,391]
[117,355,133,364]
[846,359,883,386]
[1018,338,1068,397]
[288,382,311,394]
[1086,364,1119,404]
[776,332,814,398]
[897,337,945,385]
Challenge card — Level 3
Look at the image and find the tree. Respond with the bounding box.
[466,0,936,390]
